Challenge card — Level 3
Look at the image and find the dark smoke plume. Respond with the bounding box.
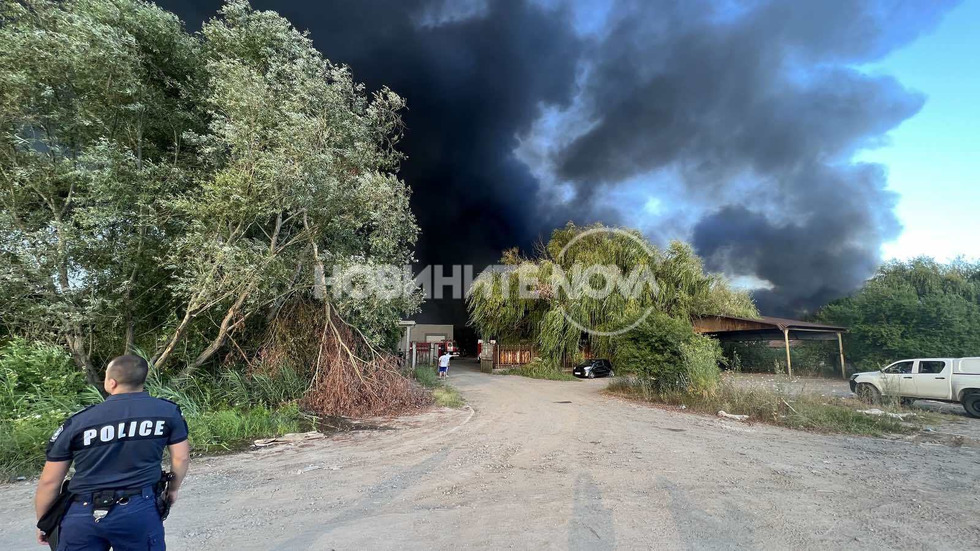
[159,0,958,318]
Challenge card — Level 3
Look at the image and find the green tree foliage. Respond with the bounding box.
[467,223,756,365]
[0,0,420,380]
[818,258,980,369]
[615,312,696,386]
[154,0,419,373]
[614,312,722,394]
[0,0,205,382]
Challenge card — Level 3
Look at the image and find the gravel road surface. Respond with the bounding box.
[2,359,979,550]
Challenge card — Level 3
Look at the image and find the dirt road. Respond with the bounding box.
[2,359,979,550]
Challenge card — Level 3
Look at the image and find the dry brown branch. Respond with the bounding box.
[257,300,430,417]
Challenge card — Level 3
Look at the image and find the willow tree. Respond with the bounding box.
[152,0,420,374]
[467,223,757,364]
[0,0,205,382]
[1,0,420,382]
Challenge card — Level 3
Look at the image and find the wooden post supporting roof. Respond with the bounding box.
[783,328,793,377]
[837,332,846,379]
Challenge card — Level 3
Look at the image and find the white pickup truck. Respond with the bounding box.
[850,357,980,418]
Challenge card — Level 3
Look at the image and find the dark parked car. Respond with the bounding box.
[572,359,614,379]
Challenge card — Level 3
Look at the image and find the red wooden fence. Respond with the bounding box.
[494,344,536,368]
[490,343,597,369]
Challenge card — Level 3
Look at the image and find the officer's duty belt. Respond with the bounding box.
[72,487,148,503]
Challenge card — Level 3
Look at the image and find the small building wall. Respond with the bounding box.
[409,324,454,344]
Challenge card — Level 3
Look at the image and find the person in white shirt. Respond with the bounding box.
[438,352,452,378]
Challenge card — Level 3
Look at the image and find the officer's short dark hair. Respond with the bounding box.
[106,355,149,388]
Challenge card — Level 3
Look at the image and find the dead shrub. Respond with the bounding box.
[259,300,431,417]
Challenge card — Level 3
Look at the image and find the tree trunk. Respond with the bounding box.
[122,226,145,356]
[152,307,195,371]
[67,333,99,385]
[180,289,251,378]
[155,214,285,375]
[304,212,327,300]
[48,208,98,382]
[124,308,135,354]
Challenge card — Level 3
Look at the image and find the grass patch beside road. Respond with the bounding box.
[496,358,578,381]
[186,404,304,454]
[1,402,306,479]
[433,387,465,408]
[607,377,923,436]
[499,366,578,381]
[413,365,441,388]
[413,366,465,408]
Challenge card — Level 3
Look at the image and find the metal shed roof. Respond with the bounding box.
[694,314,847,334]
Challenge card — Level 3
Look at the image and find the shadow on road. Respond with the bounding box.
[569,472,616,551]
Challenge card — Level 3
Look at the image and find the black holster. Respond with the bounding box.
[37,479,72,551]
[154,470,175,521]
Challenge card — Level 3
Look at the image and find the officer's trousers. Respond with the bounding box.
[57,487,164,550]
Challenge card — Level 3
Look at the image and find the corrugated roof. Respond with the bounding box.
[696,314,847,332]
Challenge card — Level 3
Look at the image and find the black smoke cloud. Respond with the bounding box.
[159,0,958,318]
[554,0,954,315]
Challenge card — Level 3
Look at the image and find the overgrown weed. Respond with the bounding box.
[607,376,927,436]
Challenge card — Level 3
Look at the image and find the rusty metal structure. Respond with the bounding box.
[694,315,849,378]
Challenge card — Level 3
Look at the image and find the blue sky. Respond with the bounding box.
[859,0,980,262]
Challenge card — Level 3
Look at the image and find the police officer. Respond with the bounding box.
[34,355,190,550]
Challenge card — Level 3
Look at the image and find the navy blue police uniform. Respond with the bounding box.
[46,391,188,551]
